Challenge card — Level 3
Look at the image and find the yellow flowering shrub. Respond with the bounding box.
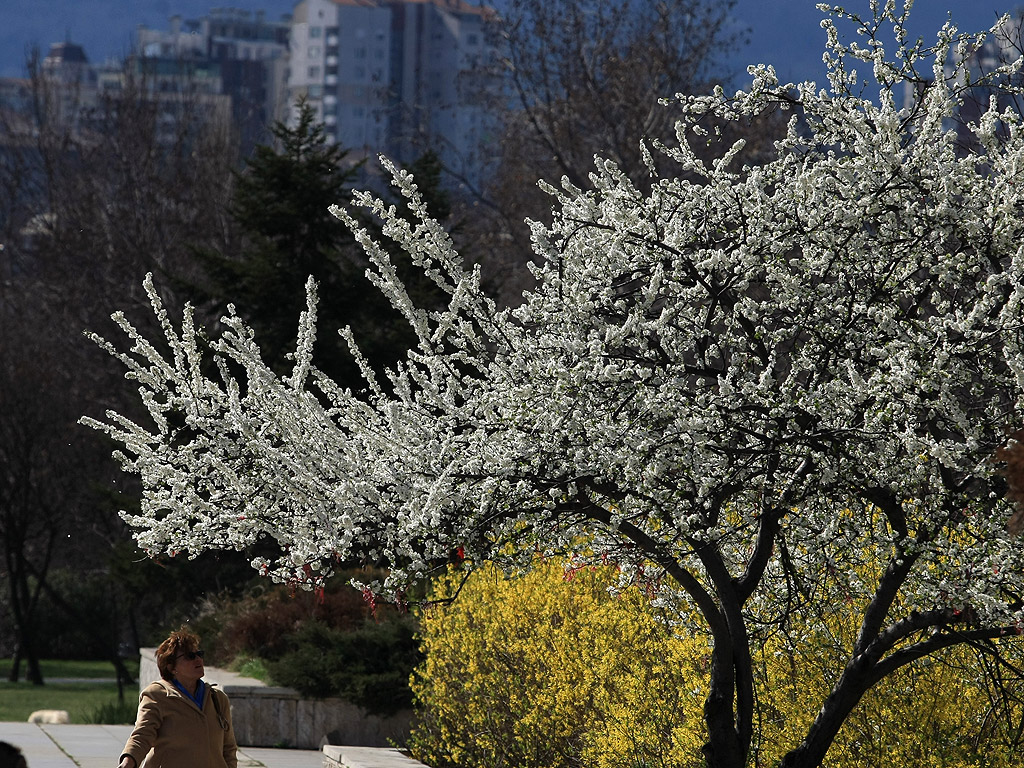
[752,602,1024,768]
[410,558,1024,768]
[408,558,709,768]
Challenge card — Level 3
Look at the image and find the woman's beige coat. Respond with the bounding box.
[121,679,238,768]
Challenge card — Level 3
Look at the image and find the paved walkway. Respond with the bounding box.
[0,722,323,768]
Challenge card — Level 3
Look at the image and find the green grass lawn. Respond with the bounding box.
[0,659,141,724]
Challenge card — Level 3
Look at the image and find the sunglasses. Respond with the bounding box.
[176,650,205,661]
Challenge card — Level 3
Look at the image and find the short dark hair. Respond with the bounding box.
[155,626,201,681]
[0,740,28,768]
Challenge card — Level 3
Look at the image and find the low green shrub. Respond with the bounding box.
[193,574,421,715]
[194,578,369,662]
[82,697,138,724]
[267,618,421,716]
[231,656,271,682]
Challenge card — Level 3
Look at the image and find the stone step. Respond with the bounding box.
[323,746,428,768]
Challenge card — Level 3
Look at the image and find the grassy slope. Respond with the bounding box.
[0,659,141,724]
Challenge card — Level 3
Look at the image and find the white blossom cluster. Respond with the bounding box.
[85,6,1024,644]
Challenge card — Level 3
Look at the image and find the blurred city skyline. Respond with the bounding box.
[0,0,1014,86]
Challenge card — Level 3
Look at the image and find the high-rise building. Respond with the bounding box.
[135,8,292,150]
[40,41,95,86]
[289,0,500,189]
[3,3,502,188]
[0,37,231,149]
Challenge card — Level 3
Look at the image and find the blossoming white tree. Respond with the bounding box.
[85,4,1024,767]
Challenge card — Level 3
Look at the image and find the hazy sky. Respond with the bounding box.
[729,1,1011,83]
[0,0,1013,84]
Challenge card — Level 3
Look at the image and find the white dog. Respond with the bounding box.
[28,709,70,724]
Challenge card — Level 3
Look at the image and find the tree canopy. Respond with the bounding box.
[0,48,240,681]
[464,0,762,303]
[84,6,1024,767]
[493,0,744,189]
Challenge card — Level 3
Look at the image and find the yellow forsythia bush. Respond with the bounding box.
[753,603,1024,768]
[408,558,710,768]
[410,559,1024,768]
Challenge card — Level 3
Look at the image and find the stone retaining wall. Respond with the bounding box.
[322,746,428,768]
[139,649,413,750]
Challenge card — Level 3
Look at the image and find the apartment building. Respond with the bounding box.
[134,8,292,149]
[2,2,501,188]
[289,0,500,188]
[290,0,390,150]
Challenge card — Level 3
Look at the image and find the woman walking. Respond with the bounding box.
[117,627,237,768]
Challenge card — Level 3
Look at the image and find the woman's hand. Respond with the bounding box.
[118,755,136,768]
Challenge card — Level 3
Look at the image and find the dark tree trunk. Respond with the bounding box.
[7,647,21,683]
[6,554,47,685]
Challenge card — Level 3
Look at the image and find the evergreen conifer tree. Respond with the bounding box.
[201,101,453,390]
[201,99,364,384]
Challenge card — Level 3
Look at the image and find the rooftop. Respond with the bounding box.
[44,41,90,64]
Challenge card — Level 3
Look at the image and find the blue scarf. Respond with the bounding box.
[172,678,206,710]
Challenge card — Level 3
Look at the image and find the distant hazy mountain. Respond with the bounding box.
[0,0,295,78]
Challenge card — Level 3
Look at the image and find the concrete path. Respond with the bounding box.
[0,722,323,768]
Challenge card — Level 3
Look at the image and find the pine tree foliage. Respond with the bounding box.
[199,104,453,389]
[199,99,362,382]
[84,5,1024,767]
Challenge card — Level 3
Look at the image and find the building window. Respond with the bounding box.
[355,47,367,60]
[308,45,321,58]
[308,65,321,78]
[310,26,322,38]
